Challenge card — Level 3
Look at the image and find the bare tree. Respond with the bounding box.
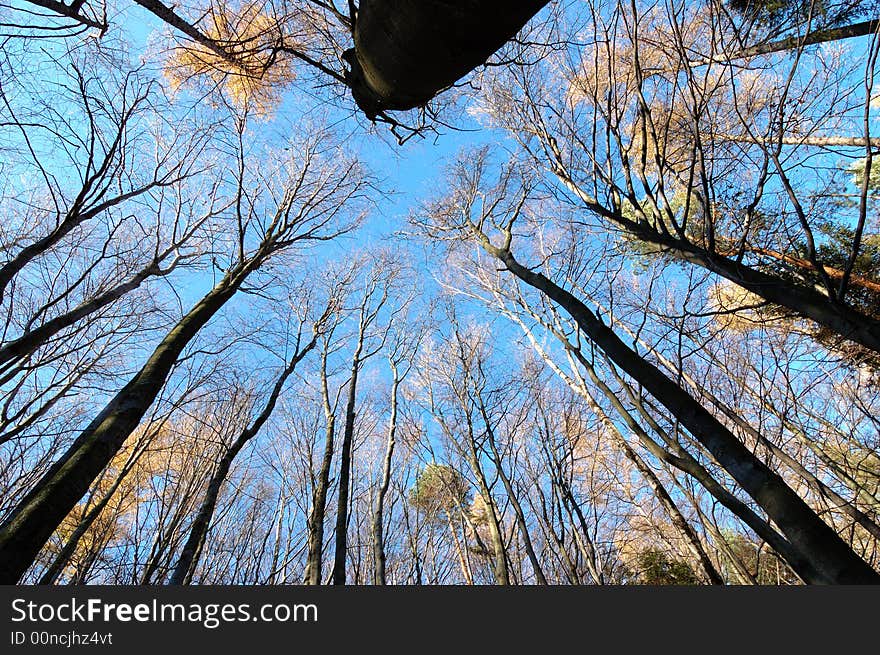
[0,112,371,583]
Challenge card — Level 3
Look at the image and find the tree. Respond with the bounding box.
[0,112,371,583]
[331,253,399,584]
[417,148,880,583]
[167,288,332,584]
[472,0,880,356]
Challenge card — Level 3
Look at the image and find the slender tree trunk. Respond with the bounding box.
[304,350,337,585]
[168,442,242,585]
[464,436,510,585]
[446,510,474,585]
[331,348,363,585]
[168,339,316,585]
[371,363,400,585]
[713,19,880,64]
[477,236,880,583]
[0,262,163,368]
[621,440,724,585]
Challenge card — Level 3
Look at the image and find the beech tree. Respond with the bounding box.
[4,0,880,587]
[0,108,371,583]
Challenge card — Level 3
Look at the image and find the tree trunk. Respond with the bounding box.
[304,350,337,585]
[371,363,400,585]
[346,0,551,116]
[0,261,258,583]
[553,167,880,355]
[0,264,160,369]
[331,348,363,585]
[478,236,880,584]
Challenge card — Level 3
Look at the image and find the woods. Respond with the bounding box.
[0,0,878,585]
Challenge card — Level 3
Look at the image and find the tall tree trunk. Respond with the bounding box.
[476,235,880,584]
[0,260,168,369]
[168,335,314,585]
[331,345,363,585]
[371,361,401,585]
[0,260,259,583]
[464,431,510,585]
[303,349,337,585]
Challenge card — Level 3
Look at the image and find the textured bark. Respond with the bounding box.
[346,0,551,116]
[0,262,257,583]
[477,235,880,584]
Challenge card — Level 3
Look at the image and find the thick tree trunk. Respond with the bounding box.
[478,236,880,584]
[346,0,551,116]
[0,262,257,583]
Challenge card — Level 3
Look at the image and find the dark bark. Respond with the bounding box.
[303,350,337,585]
[476,234,880,584]
[597,204,880,354]
[346,0,551,117]
[168,337,317,585]
[331,344,363,585]
[550,127,880,355]
[0,261,258,583]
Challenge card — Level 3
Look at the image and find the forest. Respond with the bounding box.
[0,0,879,586]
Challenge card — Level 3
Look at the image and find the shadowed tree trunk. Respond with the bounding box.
[345,0,552,117]
[474,387,548,585]
[0,124,365,583]
[304,345,340,585]
[372,359,401,585]
[330,341,364,585]
[331,268,391,585]
[168,329,320,585]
